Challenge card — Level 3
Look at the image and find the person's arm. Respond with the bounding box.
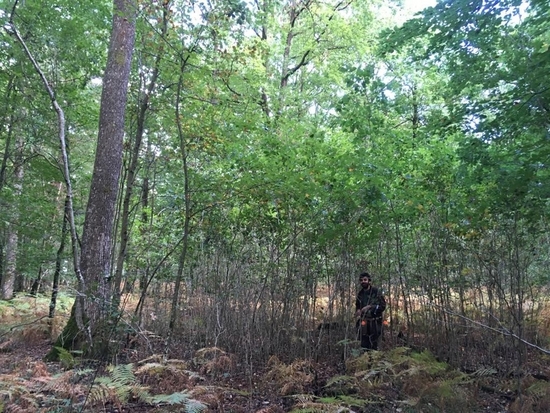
[371,291,386,317]
[355,292,364,317]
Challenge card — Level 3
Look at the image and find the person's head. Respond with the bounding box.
[359,272,372,289]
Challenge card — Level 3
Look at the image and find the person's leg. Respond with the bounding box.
[361,320,378,350]
[370,334,378,350]
[370,320,382,350]
[361,333,372,350]
[358,319,372,350]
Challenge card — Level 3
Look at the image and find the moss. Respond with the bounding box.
[318,394,367,408]
[410,349,448,374]
[44,304,85,361]
[418,381,476,412]
[323,375,359,395]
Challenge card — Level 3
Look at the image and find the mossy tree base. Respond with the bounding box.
[45,304,85,361]
[44,303,114,362]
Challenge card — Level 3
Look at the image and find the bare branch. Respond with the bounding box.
[435,304,550,355]
[6,6,87,341]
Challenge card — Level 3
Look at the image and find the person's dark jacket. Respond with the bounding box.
[356,287,386,319]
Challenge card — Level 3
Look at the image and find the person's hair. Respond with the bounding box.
[359,272,371,280]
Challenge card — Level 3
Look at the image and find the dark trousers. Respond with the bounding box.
[357,318,382,350]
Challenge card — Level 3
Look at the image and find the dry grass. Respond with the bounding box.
[136,356,204,395]
[264,356,316,396]
[193,347,236,377]
[3,287,550,412]
[0,293,72,346]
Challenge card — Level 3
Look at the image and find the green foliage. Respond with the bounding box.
[54,347,76,369]
[148,391,199,406]
[318,394,367,409]
[0,294,72,325]
[281,345,497,412]
[378,0,550,224]
[2,0,550,396]
[409,350,448,375]
[323,375,358,396]
[418,380,475,413]
[88,363,206,412]
[525,380,550,399]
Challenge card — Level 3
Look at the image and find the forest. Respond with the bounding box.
[1,0,550,411]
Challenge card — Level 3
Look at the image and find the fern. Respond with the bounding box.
[54,346,75,369]
[409,350,448,374]
[148,391,190,405]
[325,375,355,386]
[396,364,422,377]
[74,368,95,377]
[0,384,28,402]
[337,394,369,408]
[42,371,79,397]
[287,402,337,412]
[135,361,165,375]
[88,382,117,406]
[526,381,550,397]
[4,393,38,412]
[287,394,316,403]
[92,364,144,406]
[136,360,206,382]
[184,399,208,413]
[470,367,497,377]
[317,394,367,410]
[87,363,206,412]
[146,391,207,412]
[108,363,136,387]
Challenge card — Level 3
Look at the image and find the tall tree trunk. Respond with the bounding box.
[0,107,14,194]
[45,0,137,361]
[29,264,44,296]
[136,145,151,294]
[113,1,170,308]
[75,0,137,358]
[164,66,192,355]
[0,77,16,296]
[49,195,70,318]
[1,134,23,300]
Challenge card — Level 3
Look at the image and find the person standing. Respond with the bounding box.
[355,272,386,350]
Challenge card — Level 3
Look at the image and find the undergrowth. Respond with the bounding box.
[3,294,550,412]
[0,293,73,348]
[0,360,207,412]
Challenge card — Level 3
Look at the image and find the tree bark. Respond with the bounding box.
[164,64,192,354]
[76,0,137,358]
[113,0,169,307]
[49,0,137,360]
[0,78,15,194]
[1,134,23,300]
[49,195,70,318]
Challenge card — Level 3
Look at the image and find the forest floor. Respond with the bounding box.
[2,295,550,412]
[2,332,548,412]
